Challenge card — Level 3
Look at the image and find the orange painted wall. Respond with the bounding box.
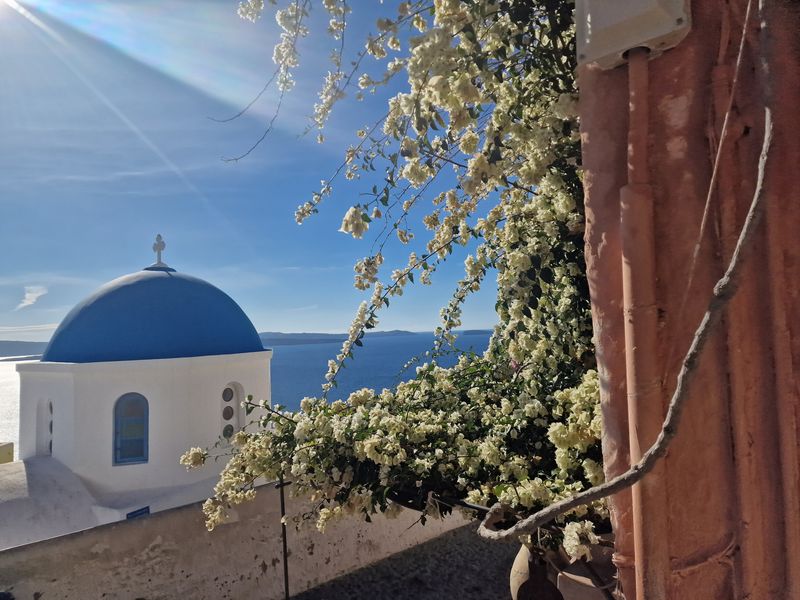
[580,1,800,598]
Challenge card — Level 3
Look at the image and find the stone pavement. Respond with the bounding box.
[294,524,518,600]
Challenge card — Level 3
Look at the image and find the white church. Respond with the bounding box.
[0,236,272,549]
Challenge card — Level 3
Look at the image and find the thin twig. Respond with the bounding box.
[478,108,774,541]
[222,0,308,161]
[209,69,279,123]
[222,87,288,162]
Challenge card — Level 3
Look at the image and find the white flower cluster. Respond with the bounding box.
[194,365,604,557]
[322,0,349,40]
[179,447,207,469]
[237,0,267,23]
[354,253,383,290]
[562,520,600,562]
[272,2,309,91]
[338,206,369,239]
[313,70,346,131]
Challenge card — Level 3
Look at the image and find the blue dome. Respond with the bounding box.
[43,267,264,363]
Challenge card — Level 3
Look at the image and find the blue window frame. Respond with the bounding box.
[113,393,148,465]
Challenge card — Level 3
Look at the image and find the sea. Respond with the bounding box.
[0,331,491,459]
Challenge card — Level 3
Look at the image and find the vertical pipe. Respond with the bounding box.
[620,47,671,599]
[626,49,650,185]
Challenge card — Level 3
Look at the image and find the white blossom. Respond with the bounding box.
[339,206,369,239]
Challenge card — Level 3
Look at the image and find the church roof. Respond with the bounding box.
[42,259,264,363]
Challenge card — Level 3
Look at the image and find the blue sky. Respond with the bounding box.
[0,0,497,341]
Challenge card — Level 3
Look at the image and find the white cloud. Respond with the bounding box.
[286,304,319,312]
[0,323,58,333]
[14,286,48,311]
[0,273,96,287]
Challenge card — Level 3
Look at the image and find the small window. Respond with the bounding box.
[221,383,243,441]
[114,393,148,465]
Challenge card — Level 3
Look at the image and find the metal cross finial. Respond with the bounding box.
[152,234,166,265]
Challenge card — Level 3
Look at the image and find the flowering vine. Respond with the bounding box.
[184,0,606,562]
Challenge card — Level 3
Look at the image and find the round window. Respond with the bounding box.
[222,406,234,421]
[222,387,234,402]
[222,424,234,439]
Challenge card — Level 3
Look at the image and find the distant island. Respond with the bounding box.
[259,329,492,347]
[0,341,47,359]
[0,329,493,357]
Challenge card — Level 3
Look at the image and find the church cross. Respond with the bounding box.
[152,234,166,264]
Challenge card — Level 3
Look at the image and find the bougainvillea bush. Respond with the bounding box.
[182,0,608,561]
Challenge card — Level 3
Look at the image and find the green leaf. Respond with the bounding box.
[492,484,509,498]
[462,23,477,43]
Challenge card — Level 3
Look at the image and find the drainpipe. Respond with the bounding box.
[620,47,670,599]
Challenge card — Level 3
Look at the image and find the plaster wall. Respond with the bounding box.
[16,351,271,497]
[0,484,466,600]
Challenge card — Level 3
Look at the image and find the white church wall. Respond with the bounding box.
[17,365,75,462]
[18,351,271,500]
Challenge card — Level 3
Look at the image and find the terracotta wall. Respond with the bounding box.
[0,486,463,599]
[580,1,800,598]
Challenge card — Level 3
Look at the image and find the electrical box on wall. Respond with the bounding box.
[576,0,691,69]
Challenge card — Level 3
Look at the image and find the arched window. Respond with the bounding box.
[113,393,148,465]
[35,398,53,457]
